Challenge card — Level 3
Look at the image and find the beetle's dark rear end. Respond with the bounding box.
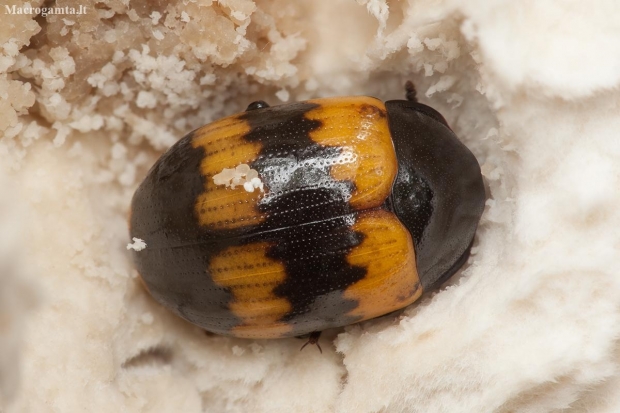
[386,99,485,290]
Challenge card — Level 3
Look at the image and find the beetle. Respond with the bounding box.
[129,82,485,347]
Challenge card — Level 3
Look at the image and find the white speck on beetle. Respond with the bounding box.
[213,163,264,193]
[250,177,264,191]
[127,237,147,251]
[243,181,255,192]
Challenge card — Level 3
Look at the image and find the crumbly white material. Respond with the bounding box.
[213,164,264,193]
[126,237,147,251]
[3,0,620,412]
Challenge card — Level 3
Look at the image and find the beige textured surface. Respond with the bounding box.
[2,0,620,412]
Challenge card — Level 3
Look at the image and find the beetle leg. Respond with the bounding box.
[299,331,323,353]
[405,81,418,102]
[246,100,270,111]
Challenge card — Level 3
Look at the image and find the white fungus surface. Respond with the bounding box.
[2,0,620,412]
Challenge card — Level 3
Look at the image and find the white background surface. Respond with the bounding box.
[2,0,620,411]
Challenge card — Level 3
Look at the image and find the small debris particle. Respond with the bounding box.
[127,237,147,251]
[243,181,255,192]
[250,177,264,191]
[212,164,264,193]
[150,11,162,25]
[152,30,164,41]
[275,89,289,102]
[232,346,245,356]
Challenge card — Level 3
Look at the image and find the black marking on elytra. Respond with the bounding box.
[239,102,368,334]
[268,209,366,325]
[129,132,243,334]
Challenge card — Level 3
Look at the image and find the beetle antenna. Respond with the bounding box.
[405,81,418,102]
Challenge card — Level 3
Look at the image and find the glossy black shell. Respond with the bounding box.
[386,99,485,289]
